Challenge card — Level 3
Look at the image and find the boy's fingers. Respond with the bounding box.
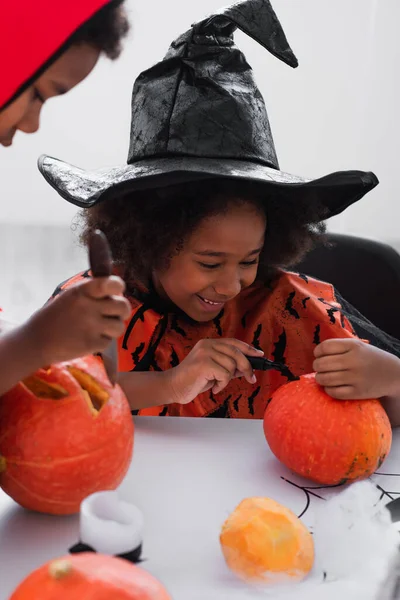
[81,276,126,298]
[99,317,126,339]
[98,297,131,319]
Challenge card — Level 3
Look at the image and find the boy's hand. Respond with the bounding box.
[166,338,264,405]
[24,276,131,365]
[0,318,16,335]
[313,338,400,400]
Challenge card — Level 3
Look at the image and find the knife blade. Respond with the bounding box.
[88,230,118,386]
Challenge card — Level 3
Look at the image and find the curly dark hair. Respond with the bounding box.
[78,178,328,292]
[70,0,130,59]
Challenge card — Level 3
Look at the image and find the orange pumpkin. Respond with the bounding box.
[220,497,314,584]
[9,553,171,600]
[0,355,134,515]
[263,373,392,485]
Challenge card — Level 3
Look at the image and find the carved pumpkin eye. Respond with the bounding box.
[67,366,110,414]
[22,375,69,400]
[22,367,110,414]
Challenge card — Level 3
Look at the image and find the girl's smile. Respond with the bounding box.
[195,294,226,313]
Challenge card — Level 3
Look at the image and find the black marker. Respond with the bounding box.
[246,356,299,382]
[247,356,285,371]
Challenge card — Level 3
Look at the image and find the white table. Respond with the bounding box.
[1,417,400,599]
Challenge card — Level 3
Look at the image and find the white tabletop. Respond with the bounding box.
[1,417,400,600]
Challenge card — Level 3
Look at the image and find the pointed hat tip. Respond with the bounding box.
[194,0,298,69]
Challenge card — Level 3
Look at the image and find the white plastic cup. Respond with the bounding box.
[80,491,144,555]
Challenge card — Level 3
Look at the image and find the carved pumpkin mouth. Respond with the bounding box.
[22,367,110,415]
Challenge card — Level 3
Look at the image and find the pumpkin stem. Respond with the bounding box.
[48,559,72,579]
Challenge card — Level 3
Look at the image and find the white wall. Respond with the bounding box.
[1,0,399,319]
[1,0,399,240]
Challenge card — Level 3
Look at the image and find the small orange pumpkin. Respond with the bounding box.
[263,373,392,485]
[0,355,134,515]
[9,553,171,600]
[220,497,314,584]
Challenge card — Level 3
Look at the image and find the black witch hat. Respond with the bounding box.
[38,0,378,216]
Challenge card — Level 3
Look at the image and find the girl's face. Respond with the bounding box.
[0,43,100,147]
[153,201,266,322]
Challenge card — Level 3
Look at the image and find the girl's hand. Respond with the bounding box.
[313,338,400,400]
[167,338,264,405]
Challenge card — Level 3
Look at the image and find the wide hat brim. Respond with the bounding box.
[38,154,378,219]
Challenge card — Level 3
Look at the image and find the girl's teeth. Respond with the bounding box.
[201,297,219,305]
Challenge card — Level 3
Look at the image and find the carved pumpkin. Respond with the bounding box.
[9,553,171,600]
[0,355,134,515]
[263,373,392,485]
[220,497,314,584]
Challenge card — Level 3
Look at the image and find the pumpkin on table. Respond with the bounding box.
[220,497,314,584]
[0,355,134,515]
[8,553,171,600]
[263,373,392,485]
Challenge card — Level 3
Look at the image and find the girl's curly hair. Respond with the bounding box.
[78,178,328,292]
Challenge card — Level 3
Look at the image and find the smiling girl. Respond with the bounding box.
[40,0,400,424]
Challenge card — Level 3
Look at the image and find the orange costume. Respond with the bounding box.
[53,270,368,419]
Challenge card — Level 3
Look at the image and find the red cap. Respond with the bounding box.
[0,0,112,110]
